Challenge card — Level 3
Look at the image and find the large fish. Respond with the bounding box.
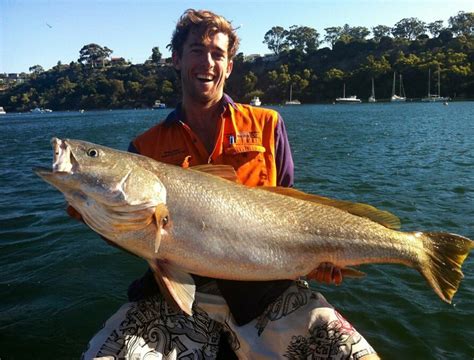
[35,138,473,315]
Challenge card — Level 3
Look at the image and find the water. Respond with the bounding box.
[1,103,473,359]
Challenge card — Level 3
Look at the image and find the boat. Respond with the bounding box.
[390,72,406,102]
[152,100,166,109]
[368,78,376,103]
[0,106,6,115]
[285,84,301,105]
[421,66,450,102]
[335,83,361,103]
[30,107,45,113]
[250,96,261,106]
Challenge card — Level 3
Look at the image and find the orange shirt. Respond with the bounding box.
[130,94,294,187]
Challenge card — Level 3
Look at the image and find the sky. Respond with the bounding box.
[1,0,474,74]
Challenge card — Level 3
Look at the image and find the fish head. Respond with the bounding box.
[34,138,170,254]
[35,137,166,209]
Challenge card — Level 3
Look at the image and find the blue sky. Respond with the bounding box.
[2,0,473,73]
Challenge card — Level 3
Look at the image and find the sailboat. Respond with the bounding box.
[368,77,376,103]
[421,65,450,102]
[285,84,301,105]
[390,72,406,102]
[335,83,361,103]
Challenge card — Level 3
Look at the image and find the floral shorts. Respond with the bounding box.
[82,282,376,359]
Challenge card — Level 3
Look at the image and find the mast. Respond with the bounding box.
[392,72,396,96]
[437,64,441,97]
[343,83,346,98]
[371,77,375,98]
[427,68,431,97]
[399,74,402,97]
[289,84,292,102]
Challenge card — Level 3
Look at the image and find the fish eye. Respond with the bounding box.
[87,148,99,157]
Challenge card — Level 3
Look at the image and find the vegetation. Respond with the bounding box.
[1,11,474,111]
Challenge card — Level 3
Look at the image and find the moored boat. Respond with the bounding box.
[335,83,361,103]
[250,96,261,106]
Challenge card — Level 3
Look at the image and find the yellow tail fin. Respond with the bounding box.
[418,232,473,303]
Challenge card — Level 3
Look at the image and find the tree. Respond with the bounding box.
[324,27,342,47]
[263,26,289,55]
[372,25,391,42]
[427,20,445,37]
[78,43,113,68]
[29,65,44,74]
[346,26,370,41]
[392,18,426,40]
[448,11,474,36]
[287,25,320,53]
[151,46,162,64]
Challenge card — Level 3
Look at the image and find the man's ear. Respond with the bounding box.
[226,60,233,79]
[172,51,181,71]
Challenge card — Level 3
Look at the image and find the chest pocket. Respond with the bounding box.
[223,144,269,186]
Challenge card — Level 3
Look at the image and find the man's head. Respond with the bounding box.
[169,9,239,59]
[169,9,240,106]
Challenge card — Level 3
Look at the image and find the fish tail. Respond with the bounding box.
[417,232,473,303]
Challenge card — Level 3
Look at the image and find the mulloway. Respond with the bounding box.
[35,138,473,315]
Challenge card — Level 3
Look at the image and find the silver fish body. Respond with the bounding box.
[35,138,473,314]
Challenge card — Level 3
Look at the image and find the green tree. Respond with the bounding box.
[427,20,445,37]
[448,11,474,36]
[372,25,391,42]
[151,46,162,64]
[324,26,342,47]
[79,43,113,68]
[263,26,289,55]
[392,18,426,40]
[29,65,44,74]
[287,25,320,53]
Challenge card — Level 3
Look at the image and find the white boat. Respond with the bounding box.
[30,107,45,113]
[390,72,406,102]
[0,106,6,115]
[421,66,450,102]
[368,78,376,103]
[250,96,261,106]
[335,83,361,103]
[152,100,166,109]
[285,84,301,105]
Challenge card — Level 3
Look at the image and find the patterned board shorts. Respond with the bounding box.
[82,281,376,359]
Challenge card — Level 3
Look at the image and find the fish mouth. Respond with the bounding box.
[34,137,78,177]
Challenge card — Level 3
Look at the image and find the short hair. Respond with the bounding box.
[168,9,240,59]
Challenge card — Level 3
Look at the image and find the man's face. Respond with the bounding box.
[173,30,233,105]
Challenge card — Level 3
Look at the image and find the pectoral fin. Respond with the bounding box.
[153,203,170,254]
[148,261,196,316]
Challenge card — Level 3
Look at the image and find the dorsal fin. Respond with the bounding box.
[190,164,238,182]
[261,186,401,230]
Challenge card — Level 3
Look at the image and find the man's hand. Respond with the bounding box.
[306,262,343,285]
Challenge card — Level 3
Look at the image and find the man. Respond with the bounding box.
[82,9,379,359]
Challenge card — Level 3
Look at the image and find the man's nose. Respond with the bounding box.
[202,52,214,67]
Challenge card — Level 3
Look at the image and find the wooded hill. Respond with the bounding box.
[2,11,473,111]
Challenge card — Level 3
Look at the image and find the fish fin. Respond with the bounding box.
[190,164,238,182]
[341,267,366,278]
[417,232,473,303]
[152,204,169,254]
[181,155,192,169]
[148,261,196,316]
[261,187,401,230]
